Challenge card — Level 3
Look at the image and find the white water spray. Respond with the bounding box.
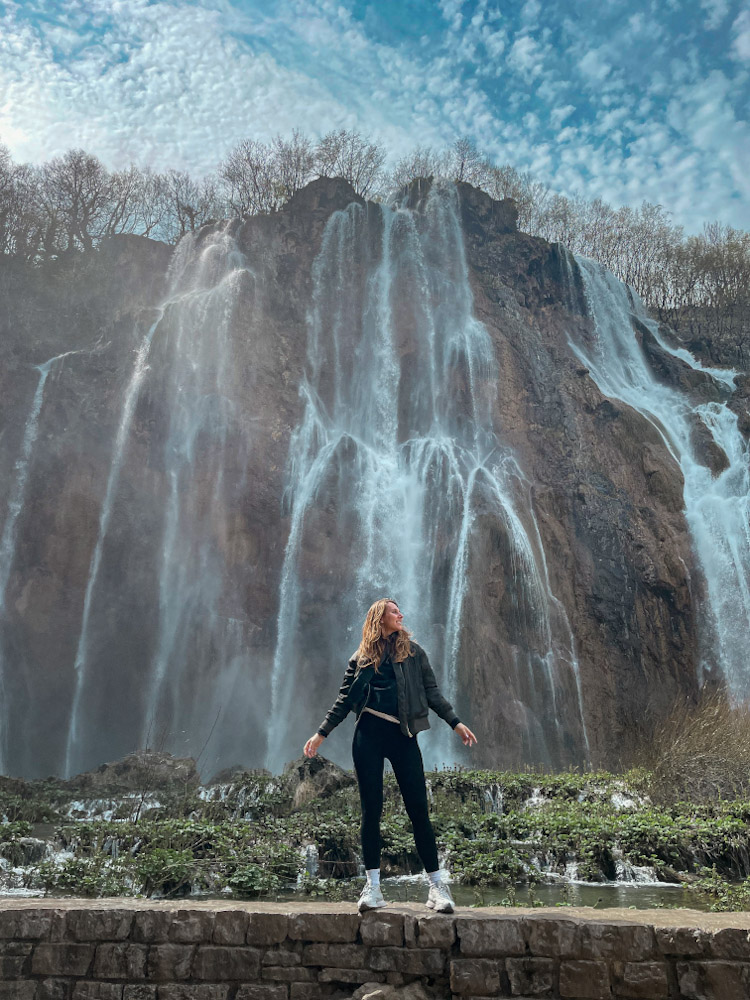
[571,254,750,697]
[0,349,90,771]
[265,183,589,771]
[64,224,257,776]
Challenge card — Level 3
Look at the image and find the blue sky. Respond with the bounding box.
[1,0,748,230]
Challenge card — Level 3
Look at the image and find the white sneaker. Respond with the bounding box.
[358,883,386,912]
[426,881,454,913]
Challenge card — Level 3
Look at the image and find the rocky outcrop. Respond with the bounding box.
[65,750,200,796]
[282,756,357,811]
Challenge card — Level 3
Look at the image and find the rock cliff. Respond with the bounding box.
[0,178,745,778]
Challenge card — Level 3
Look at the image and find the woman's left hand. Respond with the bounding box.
[455,723,477,747]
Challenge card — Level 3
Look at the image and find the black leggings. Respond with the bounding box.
[352,711,439,872]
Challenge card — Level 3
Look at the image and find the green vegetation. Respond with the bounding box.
[3,763,750,910]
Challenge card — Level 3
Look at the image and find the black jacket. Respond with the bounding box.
[318,641,460,739]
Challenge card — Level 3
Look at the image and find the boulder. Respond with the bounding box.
[282,755,356,809]
[65,750,199,796]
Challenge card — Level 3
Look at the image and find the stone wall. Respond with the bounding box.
[0,900,748,999]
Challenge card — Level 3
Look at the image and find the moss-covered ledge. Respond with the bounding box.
[1,898,749,998]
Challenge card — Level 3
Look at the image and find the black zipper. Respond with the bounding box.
[354,682,372,729]
[395,662,413,737]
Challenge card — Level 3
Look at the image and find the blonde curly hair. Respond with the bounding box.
[356,598,412,672]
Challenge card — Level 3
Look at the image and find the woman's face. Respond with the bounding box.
[381,602,403,636]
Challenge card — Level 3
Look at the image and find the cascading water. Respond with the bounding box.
[0,349,89,772]
[265,182,589,772]
[569,254,750,697]
[64,222,260,776]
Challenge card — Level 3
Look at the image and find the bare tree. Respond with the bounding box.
[38,149,112,252]
[220,139,278,216]
[444,137,493,187]
[100,165,144,238]
[161,170,223,242]
[314,128,386,198]
[385,146,449,191]
[272,130,315,202]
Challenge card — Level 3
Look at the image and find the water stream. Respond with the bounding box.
[64,223,258,776]
[266,182,589,771]
[569,254,750,695]
[0,349,90,773]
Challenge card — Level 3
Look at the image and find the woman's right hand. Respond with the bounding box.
[304,733,325,758]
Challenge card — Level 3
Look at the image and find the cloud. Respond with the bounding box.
[701,0,730,30]
[578,48,612,84]
[731,9,750,61]
[507,34,545,80]
[0,0,747,233]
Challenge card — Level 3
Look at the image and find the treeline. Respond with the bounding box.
[1,131,748,364]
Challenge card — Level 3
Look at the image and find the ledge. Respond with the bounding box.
[0,900,748,998]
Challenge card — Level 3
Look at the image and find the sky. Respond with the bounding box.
[0,0,749,232]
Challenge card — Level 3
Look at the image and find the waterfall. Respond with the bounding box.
[570,254,750,698]
[0,350,87,772]
[64,317,163,775]
[265,182,589,771]
[64,223,258,776]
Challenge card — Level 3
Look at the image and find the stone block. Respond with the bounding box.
[235,986,289,1000]
[318,967,385,984]
[213,909,250,945]
[0,909,54,939]
[66,909,134,941]
[93,942,147,979]
[559,960,610,999]
[123,989,158,1000]
[263,967,318,983]
[157,988,231,1000]
[290,985,337,1000]
[711,927,750,960]
[579,922,655,962]
[525,917,580,958]
[71,985,124,1000]
[0,984,35,999]
[368,947,445,975]
[192,944,262,981]
[613,960,668,998]
[359,911,404,947]
[677,960,750,1000]
[456,915,525,956]
[32,943,96,977]
[247,912,289,946]
[449,958,504,995]
[655,926,709,957]
[262,944,302,966]
[302,942,368,968]
[417,915,456,949]
[146,943,195,980]
[288,912,358,943]
[35,980,71,1000]
[132,910,173,943]
[0,940,32,977]
[169,909,216,943]
[403,915,418,948]
[506,957,556,996]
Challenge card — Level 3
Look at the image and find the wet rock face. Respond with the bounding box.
[0,177,732,776]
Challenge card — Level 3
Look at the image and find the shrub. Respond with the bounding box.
[637,692,750,803]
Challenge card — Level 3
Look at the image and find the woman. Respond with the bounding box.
[304,598,477,913]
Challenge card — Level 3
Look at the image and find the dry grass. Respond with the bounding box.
[636,691,750,804]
